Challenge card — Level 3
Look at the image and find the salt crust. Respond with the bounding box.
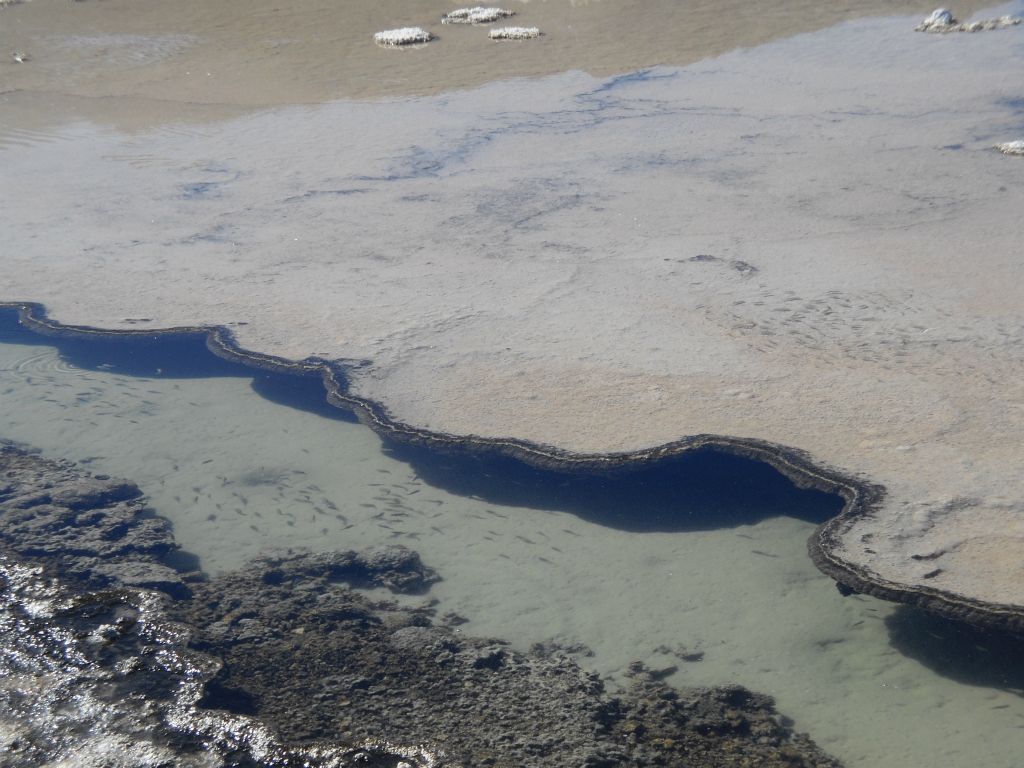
[373,27,433,46]
[915,7,1022,32]
[489,26,541,40]
[996,140,1024,156]
[442,7,515,25]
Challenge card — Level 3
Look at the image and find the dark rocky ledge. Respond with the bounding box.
[4,300,1022,633]
[0,442,841,767]
[177,556,839,768]
[0,441,191,598]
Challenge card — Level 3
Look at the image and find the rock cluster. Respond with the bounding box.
[376,5,539,46]
[0,442,189,597]
[180,561,841,767]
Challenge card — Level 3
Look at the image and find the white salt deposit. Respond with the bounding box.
[373,27,433,46]
[488,26,541,40]
[996,139,1024,155]
[442,7,515,25]
[916,6,1021,31]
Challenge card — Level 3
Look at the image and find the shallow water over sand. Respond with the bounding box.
[2,326,1023,768]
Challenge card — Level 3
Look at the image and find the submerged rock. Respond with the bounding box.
[0,442,189,597]
[180,555,842,767]
[254,545,438,594]
[1,443,841,767]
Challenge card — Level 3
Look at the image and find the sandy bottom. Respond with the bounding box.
[2,338,1022,768]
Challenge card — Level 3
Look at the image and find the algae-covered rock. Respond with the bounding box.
[0,443,188,597]
[179,552,842,767]
[1,443,841,767]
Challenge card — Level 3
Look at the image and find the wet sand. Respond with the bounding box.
[0,0,990,132]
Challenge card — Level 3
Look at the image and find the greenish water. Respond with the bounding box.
[2,322,1023,767]
[2,4,1023,764]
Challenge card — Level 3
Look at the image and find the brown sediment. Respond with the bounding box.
[0,0,993,134]
[5,300,1023,635]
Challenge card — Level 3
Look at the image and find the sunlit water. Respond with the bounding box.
[2,322,1023,767]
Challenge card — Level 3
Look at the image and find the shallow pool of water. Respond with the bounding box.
[2,316,1022,767]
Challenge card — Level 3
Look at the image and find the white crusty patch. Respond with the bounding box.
[915,7,1021,32]
[442,7,515,25]
[489,26,541,40]
[996,140,1024,156]
[373,27,434,47]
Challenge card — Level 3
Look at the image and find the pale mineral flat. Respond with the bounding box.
[3,8,1024,621]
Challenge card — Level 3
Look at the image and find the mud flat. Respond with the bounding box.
[3,6,1024,632]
